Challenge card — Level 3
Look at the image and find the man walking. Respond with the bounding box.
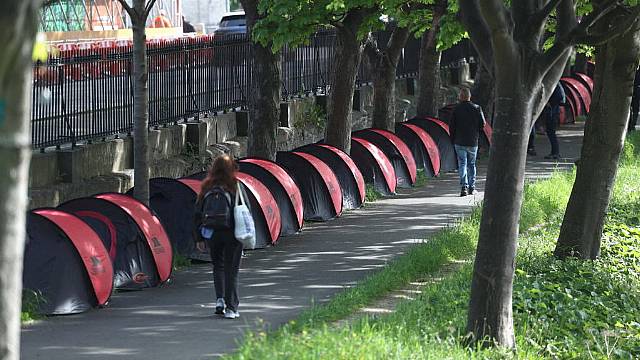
[449,88,485,197]
[544,82,566,159]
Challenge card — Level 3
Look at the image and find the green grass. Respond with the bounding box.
[413,168,429,187]
[21,289,45,323]
[224,134,640,359]
[172,253,192,271]
[364,184,383,203]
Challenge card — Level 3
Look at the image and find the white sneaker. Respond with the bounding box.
[224,309,240,319]
[215,298,225,315]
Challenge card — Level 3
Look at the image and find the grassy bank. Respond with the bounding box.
[226,133,640,359]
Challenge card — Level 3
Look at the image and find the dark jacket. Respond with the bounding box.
[183,20,196,33]
[550,84,566,108]
[449,101,485,147]
[194,182,251,243]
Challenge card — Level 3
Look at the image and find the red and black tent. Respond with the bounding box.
[353,129,417,188]
[395,122,441,177]
[24,209,113,315]
[238,158,304,236]
[236,172,282,247]
[573,72,594,96]
[407,117,458,172]
[58,193,172,290]
[276,151,343,221]
[127,178,207,261]
[186,172,283,248]
[295,143,366,210]
[350,137,397,195]
[561,77,591,115]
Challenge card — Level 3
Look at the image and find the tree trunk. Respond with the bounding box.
[562,48,574,76]
[466,66,532,348]
[0,1,39,358]
[416,5,445,118]
[131,1,150,206]
[555,28,640,259]
[574,52,589,74]
[370,27,410,131]
[325,10,367,153]
[242,0,281,160]
[470,62,495,123]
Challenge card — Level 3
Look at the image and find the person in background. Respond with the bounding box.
[629,66,640,132]
[152,9,173,28]
[544,82,566,160]
[194,155,250,319]
[527,125,537,156]
[182,16,196,33]
[449,87,486,197]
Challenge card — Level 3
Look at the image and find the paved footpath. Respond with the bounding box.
[21,124,584,359]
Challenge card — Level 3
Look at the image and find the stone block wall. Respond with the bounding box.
[28,81,416,209]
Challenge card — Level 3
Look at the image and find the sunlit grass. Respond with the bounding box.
[224,136,640,359]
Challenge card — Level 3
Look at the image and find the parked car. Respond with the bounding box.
[212,11,246,66]
[213,11,246,37]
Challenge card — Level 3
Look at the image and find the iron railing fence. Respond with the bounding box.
[31,29,420,150]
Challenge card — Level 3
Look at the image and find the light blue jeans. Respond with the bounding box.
[454,145,478,188]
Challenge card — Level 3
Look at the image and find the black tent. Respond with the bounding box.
[24,209,113,315]
[127,178,206,261]
[238,158,304,236]
[295,143,365,210]
[58,193,173,290]
[395,122,440,177]
[350,137,397,195]
[276,151,343,221]
[237,172,282,247]
[185,172,282,249]
[408,117,458,172]
[353,129,417,188]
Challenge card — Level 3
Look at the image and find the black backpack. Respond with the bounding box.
[201,186,233,230]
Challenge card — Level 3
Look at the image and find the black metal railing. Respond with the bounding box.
[31,30,420,150]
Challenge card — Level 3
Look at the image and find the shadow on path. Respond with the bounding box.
[20,124,584,359]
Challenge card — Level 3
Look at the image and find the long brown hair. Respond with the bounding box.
[198,155,238,202]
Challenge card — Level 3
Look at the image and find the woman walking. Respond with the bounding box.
[195,155,250,319]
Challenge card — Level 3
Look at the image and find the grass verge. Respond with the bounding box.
[225,133,640,359]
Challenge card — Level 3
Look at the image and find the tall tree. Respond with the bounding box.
[0,1,41,358]
[459,0,640,347]
[241,0,281,160]
[255,1,380,153]
[365,24,410,131]
[117,0,157,206]
[556,4,640,259]
[368,0,464,126]
[415,0,448,118]
[324,8,374,152]
[470,62,495,121]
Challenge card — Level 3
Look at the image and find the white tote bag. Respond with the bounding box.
[234,183,256,249]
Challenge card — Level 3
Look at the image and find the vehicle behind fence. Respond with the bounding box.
[32,30,419,151]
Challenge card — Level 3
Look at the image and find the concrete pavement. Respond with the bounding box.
[21,124,584,359]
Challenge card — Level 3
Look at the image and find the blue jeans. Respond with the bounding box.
[455,145,478,188]
[545,106,560,155]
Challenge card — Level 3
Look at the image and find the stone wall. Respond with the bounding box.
[28,80,418,209]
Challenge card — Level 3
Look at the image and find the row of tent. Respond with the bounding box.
[438,72,594,125]
[24,116,496,316]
